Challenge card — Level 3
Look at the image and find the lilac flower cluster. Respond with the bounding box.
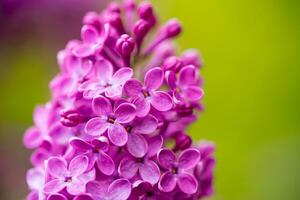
[24,1,215,200]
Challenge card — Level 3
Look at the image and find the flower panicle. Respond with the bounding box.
[24,1,215,200]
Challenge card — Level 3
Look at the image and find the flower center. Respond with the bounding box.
[64,176,72,183]
[93,148,100,154]
[142,90,150,98]
[175,87,181,93]
[137,157,144,163]
[146,191,154,197]
[171,166,178,174]
[107,117,116,124]
[125,125,133,133]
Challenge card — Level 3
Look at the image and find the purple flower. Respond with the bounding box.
[70,136,115,175]
[72,24,110,58]
[43,155,95,195]
[79,59,133,99]
[24,1,214,199]
[124,67,173,117]
[166,65,204,104]
[158,148,200,194]
[85,95,136,146]
[118,135,162,184]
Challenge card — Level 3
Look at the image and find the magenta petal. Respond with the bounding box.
[47,157,68,178]
[133,97,151,117]
[69,155,88,176]
[26,168,44,190]
[67,179,85,195]
[47,193,68,200]
[165,70,177,89]
[123,79,143,97]
[85,117,108,136]
[94,59,113,82]
[118,157,138,178]
[97,152,115,175]
[127,133,148,158]
[72,44,94,58]
[139,160,160,184]
[158,172,176,192]
[43,179,66,194]
[114,103,136,124]
[151,91,173,111]
[132,115,158,135]
[26,191,38,200]
[86,181,108,199]
[178,148,201,170]
[177,173,198,194]
[108,179,132,200]
[70,137,93,151]
[178,65,197,85]
[92,95,112,116]
[91,136,109,152]
[73,194,94,200]
[157,148,176,169]
[111,67,133,85]
[144,67,163,90]
[81,25,99,44]
[146,135,163,157]
[108,124,128,146]
[23,127,43,149]
[183,86,204,101]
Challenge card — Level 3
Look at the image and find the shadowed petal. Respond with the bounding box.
[91,136,109,152]
[92,96,112,116]
[146,135,163,158]
[151,91,173,111]
[23,127,43,149]
[158,172,176,192]
[133,97,151,117]
[144,67,163,90]
[97,152,115,175]
[123,79,143,97]
[73,194,94,200]
[47,157,68,178]
[132,115,158,135]
[70,137,93,152]
[108,124,128,146]
[177,173,198,194]
[118,157,138,179]
[73,44,94,58]
[69,155,88,177]
[43,179,66,194]
[139,160,160,184]
[178,65,197,85]
[183,86,204,101]
[86,181,108,199]
[108,179,132,200]
[127,133,148,158]
[81,25,99,44]
[111,67,133,85]
[47,193,68,200]
[178,148,200,170]
[157,148,176,169]
[165,70,177,89]
[115,103,136,124]
[85,117,108,136]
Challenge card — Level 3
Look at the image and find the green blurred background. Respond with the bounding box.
[0,0,300,199]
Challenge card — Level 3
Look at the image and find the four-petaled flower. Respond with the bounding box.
[124,67,173,117]
[85,95,136,146]
[158,148,201,194]
[43,155,95,195]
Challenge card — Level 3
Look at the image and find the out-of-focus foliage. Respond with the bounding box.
[0,0,299,199]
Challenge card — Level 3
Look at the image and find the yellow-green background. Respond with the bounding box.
[0,0,299,199]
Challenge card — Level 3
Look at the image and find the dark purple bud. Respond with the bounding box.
[134,19,151,53]
[144,19,182,55]
[107,2,121,13]
[116,34,135,67]
[106,12,125,34]
[60,109,84,127]
[138,2,156,26]
[181,49,203,68]
[83,12,101,28]
[162,56,183,71]
[173,132,192,151]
